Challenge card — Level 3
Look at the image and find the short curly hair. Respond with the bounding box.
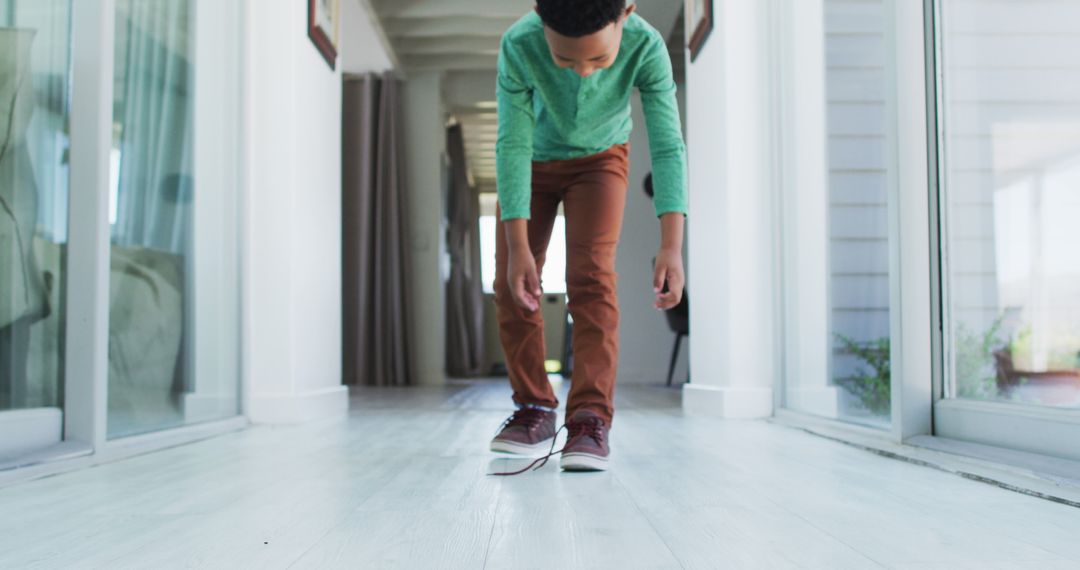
[536,0,628,38]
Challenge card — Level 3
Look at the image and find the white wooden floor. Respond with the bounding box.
[1,379,1079,569]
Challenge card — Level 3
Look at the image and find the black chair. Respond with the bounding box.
[663,288,689,386]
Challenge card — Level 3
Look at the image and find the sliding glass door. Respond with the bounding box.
[106,0,243,438]
[1,0,243,470]
[0,0,71,459]
[932,0,1080,459]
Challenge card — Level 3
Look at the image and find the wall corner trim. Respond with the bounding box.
[682,384,775,419]
[248,386,349,424]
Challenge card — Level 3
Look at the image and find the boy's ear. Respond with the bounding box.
[625,3,637,17]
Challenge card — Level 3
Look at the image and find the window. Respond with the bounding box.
[0,0,72,457]
[106,0,243,438]
[932,0,1080,460]
[779,0,899,428]
[938,0,1080,411]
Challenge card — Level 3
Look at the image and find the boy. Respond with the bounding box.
[490,0,687,473]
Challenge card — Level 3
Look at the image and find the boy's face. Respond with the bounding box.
[540,4,637,78]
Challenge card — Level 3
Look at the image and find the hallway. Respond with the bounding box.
[2,381,1077,569]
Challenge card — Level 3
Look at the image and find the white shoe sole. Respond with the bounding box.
[490,437,555,457]
[560,452,609,471]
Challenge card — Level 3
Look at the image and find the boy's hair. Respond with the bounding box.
[536,0,628,38]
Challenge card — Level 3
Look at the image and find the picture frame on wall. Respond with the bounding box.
[686,0,713,62]
[308,0,340,70]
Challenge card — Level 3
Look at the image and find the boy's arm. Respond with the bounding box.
[654,213,685,310]
[638,34,688,310]
[637,34,688,220]
[495,35,535,222]
[496,35,542,311]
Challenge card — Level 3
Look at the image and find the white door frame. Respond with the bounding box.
[891,0,935,443]
[64,0,115,451]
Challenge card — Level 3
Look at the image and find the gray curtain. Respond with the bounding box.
[445,125,484,377]
[343,73,412,387]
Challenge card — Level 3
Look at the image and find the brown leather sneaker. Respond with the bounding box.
[560,410,610,471]
[490,407,558,456]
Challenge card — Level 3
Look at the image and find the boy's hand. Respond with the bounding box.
[653,247,684,310]
[508,245,542,312]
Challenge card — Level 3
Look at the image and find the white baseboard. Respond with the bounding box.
[248,386,349,424]
[682,384,774,419]
[0,408,63,457]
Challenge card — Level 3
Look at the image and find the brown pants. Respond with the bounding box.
[494,143,630,426]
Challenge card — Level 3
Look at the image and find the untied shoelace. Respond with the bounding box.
[488,417,605,477]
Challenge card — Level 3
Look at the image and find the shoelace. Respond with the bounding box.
[488,417,605,477]
[567,417,605,445]
[493,407,550,436]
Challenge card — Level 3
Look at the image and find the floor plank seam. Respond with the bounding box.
[282,457,416,569]
[767,496,890,569]
[480,480,503,570]
[611,472,689,569]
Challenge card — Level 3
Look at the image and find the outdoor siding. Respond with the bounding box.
[825,0,892,380]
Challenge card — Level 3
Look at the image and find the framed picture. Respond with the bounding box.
[308,0,340,70]
[686,0,713,62]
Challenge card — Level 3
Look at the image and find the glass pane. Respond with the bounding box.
[940,0,1080,409]
[0,1,71,453]
[107,0,242,438]
[781,0,896,428]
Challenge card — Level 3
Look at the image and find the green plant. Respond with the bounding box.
[953,315,1005,400]
[834,334,891,416]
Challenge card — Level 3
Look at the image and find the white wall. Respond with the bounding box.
[339,0,394,74]
[403,71,448,386]
[778,0,835,417]
[682,0,776,418]
[188,0,244,422]
[246,0,392,422]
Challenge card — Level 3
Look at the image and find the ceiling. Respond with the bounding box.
[369,0,687,194]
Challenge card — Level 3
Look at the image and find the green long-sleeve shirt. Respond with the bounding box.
[496,11,688,221]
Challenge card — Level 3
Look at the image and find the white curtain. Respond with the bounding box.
[111,0,192,254]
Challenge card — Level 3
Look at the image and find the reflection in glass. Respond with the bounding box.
[940,1,1080,409]
[824,0,894,426]
[0,0,70,455]
[108,0,242,438]
[781,0,895,428]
